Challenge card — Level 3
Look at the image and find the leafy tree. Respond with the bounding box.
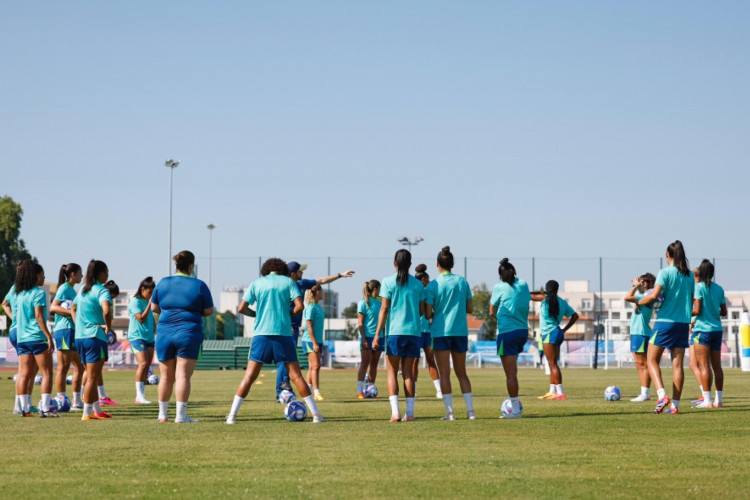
[341,301,358,319]
[340,302,361,339]
[0,196,35,297]
[471,283,497,340]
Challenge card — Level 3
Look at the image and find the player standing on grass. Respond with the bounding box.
[423,246,474,420]
[638,240,694,415]
[624,273,656,402]
[691,260,727,409]
[50,263,84,410]
[356,280,382,398]
[372,249,423,422]
[226,258,324,424]
[687,268,705,405]
[412,264,442,399]
[490,258,530,419]
[302,284,326,401]
[531,280,578,401]
[129,276,156,404]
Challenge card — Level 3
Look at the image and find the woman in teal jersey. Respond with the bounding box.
[624,273,656,402]
[691,260,727,409]
[72,259,114,420]
[638,240,694,415]
[531,280,578,401]
[302,284,326,401]
[356,280,382,398]
[373,249,423,422]
[50,263,84,408]
[424,246,474,420]
[410,264,442,399]
[14,261,55,417]
[490,258,530,419]
[129,276,156,404]
[687,268,705,405]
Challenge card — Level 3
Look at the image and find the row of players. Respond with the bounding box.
[3,240,727,422]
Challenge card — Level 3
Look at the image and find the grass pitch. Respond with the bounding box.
[1,367,748,499]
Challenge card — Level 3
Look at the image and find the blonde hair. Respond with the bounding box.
[305,284,322,304]
[362,280,380,307]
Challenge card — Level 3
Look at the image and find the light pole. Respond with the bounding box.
[207,224,216,291]
[165,158,180,276]
[397,236,424,252]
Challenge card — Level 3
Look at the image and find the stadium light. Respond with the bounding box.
[207,224,216,292]
[397,236,424,252]
[165,159,180,276]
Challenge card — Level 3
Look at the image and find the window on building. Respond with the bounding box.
[612,312,621,320]
[581,299,592,310]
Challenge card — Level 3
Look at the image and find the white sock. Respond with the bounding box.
[23,395,31,412]
[93,400,102,413]
[230,395,244,416]
[389,395,399,416]
[14,395,21,413]
[98,385,107,399]
[699,385,704,393]
[357,381,364,393]
[714,390,723,404]
[314,389,321,397]
[701,390,711,403]
[657,388,666,399]
[41,393,51,412]
[641,386,650,397]
[672,399,680,409]
[136,382,145,398]
[302,395,321,416]
[73,392,83,406]
[555,384,564,395]
[158,401,169,420]
[550,384,556,394]
[176,401,188,420]
[433,379,442,393]
[510,397,521,413]
[442,393,454,415]
[463,392,474,412]
[406,397,415,416]
[83,403,94,417]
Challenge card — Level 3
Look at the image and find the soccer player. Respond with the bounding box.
[128,276,156,404]
[151,251,214,423]
[490,258,530,419]
[412,264,442,399]
[638,240,694,414]
[531,280,578,400]
[356,280,382,398]
[302,284,326,401]
[50,263,84,410]
[691,260,727,408]
[226,258,324,424]
[72,260,115,420]
[688,268,705,405]
[14,261,56,417]
[624,273,656,402]
[423,246,474,420]
[372,249,423,422]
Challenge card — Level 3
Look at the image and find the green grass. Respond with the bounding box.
[1,367,749,499]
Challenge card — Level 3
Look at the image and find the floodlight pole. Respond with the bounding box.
[165,159,180,276]
[397,236,424,252]
[207,224,216,291]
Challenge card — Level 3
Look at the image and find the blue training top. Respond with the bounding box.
[152,275,213,337]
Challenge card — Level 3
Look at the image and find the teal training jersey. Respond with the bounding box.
[655,265,694,323]
[301,303,325,343]
[53,282,76,332]
[630,292,653,337]
[128,296,155,342]
[16,287,48,343]
[357,298,381,337]
[490,278,530,335]
[379,273,423,337]
[74,283,111,342]
[3,285,17,330]
[539,297,575,337]
[693,282,726,332]
[243,273,301,336]
[423,273,472,337]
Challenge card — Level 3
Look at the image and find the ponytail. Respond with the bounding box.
[498,258,516,286]
[305,284,322,304]
[82,260,108,294]
[58,263,82,287]
[437,246,454,271]
[545,280,560,320]
[667,240,690,276]
[394,249,412,286]
[698,259,714,288]
[362,279,380,307]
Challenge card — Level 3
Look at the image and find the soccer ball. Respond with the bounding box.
[13,374,18,382]
[66,375,73,385]
[279,390,296,404]
[147,374,159,385]
[106,331,117,345]
[501,398,522,416]
[285,401,307,422]
[34,374,43,385]
[363,383,378,399]
[55,394,71,412]
[40,398,59,414]
[61,300,72,310]
[147,366,154,377]
[604,386,621,401]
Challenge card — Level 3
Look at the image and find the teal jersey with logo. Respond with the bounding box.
[53,282,77,332]
[539,297,575,337]
[379,273,423,337]
[655,265,694,323]
[490,278,530,335]
[301,303,325,343]
[128,296,155,342]
[423,273,472,337]
[693,282,726,332]
[243,273,301,336]
[16,287,48,343]
[357,298,381,337]
[74,283,111,341]
[630,292,653,337]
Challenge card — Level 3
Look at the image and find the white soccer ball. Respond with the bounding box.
[604,386,621,401]
[285,401,307,422]
[501,398,522,416]
[66,375,73,385]
[147,374,160,385]
[34,374,43,385]
[363,383,378,399]
[61,300,72,310]
[279,390,296,404]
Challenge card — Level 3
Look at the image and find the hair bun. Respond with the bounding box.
[415,263,427,273]
[500,258,509,265]
[441,246,450,253]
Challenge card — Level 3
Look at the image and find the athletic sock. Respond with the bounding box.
[97,385,107,399]
[176,401,187,420]
[93,400,102,413]
[442,393,454,415]
[433,379,441,393]
[701,390,711,403]
[641,386,650,398]
[389,395,399,416]
[657,388,667,400]
[158,401,169,420]
[230,395,244,416]
[357,381,364,393]
[510,397,521,413]
[549,384,556,394]
[462,392,474,412]
[14,395,21,413]
[83,403,94,417]
[672,400,680,409]
[41,393,51,412]
[405,397,415,416]
[73,392,83,406]
[136,382,145,399]
[555,384,564,395]
[23,395,31,413]
[715,390,723,404]
[302,395,321,416]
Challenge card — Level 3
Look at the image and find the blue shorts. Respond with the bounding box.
[650,322,689,350]
[130,339,155,354]
[420,331,432,349]
[302,340,320,355]
[250,335,298,364]
[361,336,384,352]
[496,329,528,357]
[692,331,723,352]
[385,335,420,358]
[630,335,649,354]
[17,340,49,356]
[156,332,203,361]
[542,327,564,346]
[432,336,469,353]
[54,329,76,351]
[8,328,17,349]
[76,337,108,364]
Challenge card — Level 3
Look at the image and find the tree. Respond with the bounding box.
[0,196,35,296]
[341,302,360,340]
[341,302,358,319]
[471,283,497,341]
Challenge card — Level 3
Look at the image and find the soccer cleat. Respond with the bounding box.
[99,397,120,406]
[225,414,236,425]
[312,414,326,423]
[442,413,456,421]
[665,405,679,414]
[39,410,60,418]
[12,409,20,415]
[401,415,415,422]
[69,405,83,411]
[501,411,523,419]
[135,398,152,405]
[690,396,704,406]
[356,393,366,400]
[713,401,723,408]
[175,415,198,424]
[538,392,556,400]
[389,414,401,423]
[280,381,293,392]
[653,396,671,414]
[81,414,103,421]
[21,411,34,418]
[694,401,713,409]
[94,411,113,419]
[552,394,567,400]
[314,394,325,402]
[467,410,477,420]
[30,406,39,413]
[630,394,651,402]
[158,417,169,423]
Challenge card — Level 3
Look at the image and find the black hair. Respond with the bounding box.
[698,259,714,288]
[362,279,380,307]
[498,258,516,286]
[57,263,82,287]
[135,276,156,299]
[437,246,454,271]
[667,240,690,276]
[414,263,429,283]
[394,249,412,286]
[14,261,43,293]
[639,272,656,290]
[545,280,560,320]
[173,250,195,275]
[103,280,120,298]
[82,260,108,294]
[261,258,289,277]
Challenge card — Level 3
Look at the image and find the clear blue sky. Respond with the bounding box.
[2,1,749,308]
